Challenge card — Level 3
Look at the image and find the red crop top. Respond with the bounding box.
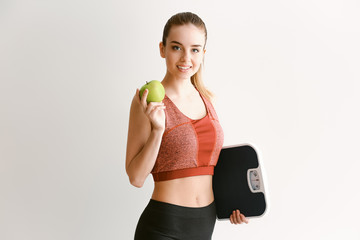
[151,91,224,181]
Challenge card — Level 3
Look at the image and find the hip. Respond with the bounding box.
[135,199,216,240]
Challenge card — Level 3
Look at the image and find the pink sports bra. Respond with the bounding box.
[151,91,224,181]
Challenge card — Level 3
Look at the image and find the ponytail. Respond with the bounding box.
[191,64,213,101]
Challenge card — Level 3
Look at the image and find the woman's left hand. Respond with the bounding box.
[229,210,249,225]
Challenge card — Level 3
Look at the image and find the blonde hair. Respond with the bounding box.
[162,12,213,101]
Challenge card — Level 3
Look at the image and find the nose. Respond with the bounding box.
[181,50,191,62]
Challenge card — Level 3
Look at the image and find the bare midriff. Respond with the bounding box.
[151,175,214,208]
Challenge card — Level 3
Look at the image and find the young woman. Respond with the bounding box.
[126,12,249,240]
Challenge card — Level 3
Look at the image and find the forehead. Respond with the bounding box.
[167,24,206,46]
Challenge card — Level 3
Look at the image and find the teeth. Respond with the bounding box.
[178,66,190,70]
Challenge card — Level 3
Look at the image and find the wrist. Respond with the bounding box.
[151,127,165,135]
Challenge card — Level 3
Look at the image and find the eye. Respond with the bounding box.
[192,49,200,53]
[172,46,181,51]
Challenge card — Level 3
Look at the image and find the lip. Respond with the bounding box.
[177,65,192,72]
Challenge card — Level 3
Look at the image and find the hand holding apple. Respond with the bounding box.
[139,80,165,103]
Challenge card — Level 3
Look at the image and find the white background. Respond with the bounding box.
[1,0,359,239]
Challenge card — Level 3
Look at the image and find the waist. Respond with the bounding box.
[151,175,214,208]
[152,166,214,182]
[145,199,216,218]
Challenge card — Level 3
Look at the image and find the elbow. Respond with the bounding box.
[125,164,147,188]
[128,174,145,188]
[130,178,144,188]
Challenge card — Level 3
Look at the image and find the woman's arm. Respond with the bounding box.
[125,89,166,188]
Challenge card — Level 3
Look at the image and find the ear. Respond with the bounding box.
[201,49,206,62]
[159,42,165,58]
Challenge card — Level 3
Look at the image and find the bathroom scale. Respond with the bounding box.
[212,144,269,220]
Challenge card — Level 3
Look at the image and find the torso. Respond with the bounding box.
[151,87,222,208]
[152,175,214,207]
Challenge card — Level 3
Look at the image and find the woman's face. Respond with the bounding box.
[160,24,206,81]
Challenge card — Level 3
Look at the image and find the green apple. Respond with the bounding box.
[139,80,165,103]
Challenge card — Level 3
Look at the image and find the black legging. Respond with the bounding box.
[134,199,216,240]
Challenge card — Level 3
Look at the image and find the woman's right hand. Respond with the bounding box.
[136,88,166,132]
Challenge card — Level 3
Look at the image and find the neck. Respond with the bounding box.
[162,72,195,97]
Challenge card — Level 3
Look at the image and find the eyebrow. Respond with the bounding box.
[170,41,202,48]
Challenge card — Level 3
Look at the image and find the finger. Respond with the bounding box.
[236,210,242,224]
[233,211,239,225]
[230,212,234,224]
[148,105,166,118]
[240,214,249,224]
[145,102,157,115]
[134,89,141,104]
[145,102,164,116]
[141,89,149,107]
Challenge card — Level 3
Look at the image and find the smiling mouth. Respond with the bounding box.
[177,65,192,70]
